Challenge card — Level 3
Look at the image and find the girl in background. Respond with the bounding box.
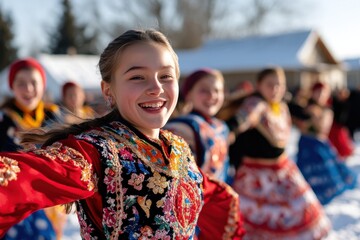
[0,29,205,239]
[165,69,244,239]
[296,82,357,205]
[166,69,231,183]
[228,67,331,239]
[61,81,95,124]
[0,58,65,239]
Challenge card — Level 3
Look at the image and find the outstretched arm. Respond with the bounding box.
[0,135,100,236]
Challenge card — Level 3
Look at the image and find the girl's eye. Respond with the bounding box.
[160,74,174,80]
[200,89,210,94]
[129,75,144,80]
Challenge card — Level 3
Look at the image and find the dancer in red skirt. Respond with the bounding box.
[227,67,331,239]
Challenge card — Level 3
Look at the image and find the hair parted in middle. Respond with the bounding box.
[21,29,180,147]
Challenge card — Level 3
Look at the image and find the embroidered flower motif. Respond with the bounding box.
[104,172,116,193]
[147,172,169,194]
[119,148,134,161]
[0,157,20,186]
[78,213,95,240]
[137,195,152,218]
[154,229,171,240]
[103,207,117,227]
[128,173,145,191]
[139,225,153,238]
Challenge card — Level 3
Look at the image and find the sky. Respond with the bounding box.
[1,0,360,60]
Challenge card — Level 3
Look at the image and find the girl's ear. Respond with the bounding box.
[101,80,112,99]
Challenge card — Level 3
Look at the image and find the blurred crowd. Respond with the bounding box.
[0,38,359,239]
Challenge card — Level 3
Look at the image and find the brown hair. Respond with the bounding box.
[22,29,179,145]
[20,29,179,213]
[256,67,285,83]
[216,67,285,121]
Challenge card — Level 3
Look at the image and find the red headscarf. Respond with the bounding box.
[8,58,46,89]
[181,68,220,98]
[62,81,80,98]
[311,82,326,92]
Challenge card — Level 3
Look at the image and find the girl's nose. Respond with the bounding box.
[147,78,164,96]
[25,83,34,92]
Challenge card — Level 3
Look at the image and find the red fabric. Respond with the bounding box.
[181,68,217,98]
[311,82,325,92]
[197,172,245,240]
[8,58,46,89]
[329,121,354,159]
[0,136,101,236]
[62,81,79,98]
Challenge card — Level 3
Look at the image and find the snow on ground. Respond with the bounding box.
[62,128,360,239]
[324,142,360,240]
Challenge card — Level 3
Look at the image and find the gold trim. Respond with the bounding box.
[29,142,96,191]
[0,156,20,186]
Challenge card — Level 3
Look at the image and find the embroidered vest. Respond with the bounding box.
[167,113,230,182]
[75,121,204,239]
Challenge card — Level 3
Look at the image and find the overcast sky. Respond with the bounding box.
[1,0,360,60]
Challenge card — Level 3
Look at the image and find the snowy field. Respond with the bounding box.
[63,128,360,240]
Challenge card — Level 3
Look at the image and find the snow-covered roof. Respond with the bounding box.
[38,54,101,90]
[343,58,360,70]
[0,54,102,102]
[176,29,334,75]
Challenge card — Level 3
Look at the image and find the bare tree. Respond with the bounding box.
[89,0,309,49]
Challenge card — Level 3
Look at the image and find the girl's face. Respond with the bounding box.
[312,86,330,106]
[12,68,45,111]
[257,73,286,103]
[63,86,85,111]
[185,75,224,117]
[103,42,178,138]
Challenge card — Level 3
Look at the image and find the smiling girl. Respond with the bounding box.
[0,29,205,239]
[0,58,65,240]
[228,67,331,239]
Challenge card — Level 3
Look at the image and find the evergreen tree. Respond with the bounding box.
[49,0,98,54]
[0,8,17,70]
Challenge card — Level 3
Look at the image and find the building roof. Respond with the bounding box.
[176,29,339,75]
[38,54,101,90]
[0,29,342,102]
[343,58,360,70]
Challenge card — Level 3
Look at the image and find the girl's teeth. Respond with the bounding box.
[141,102,163,108]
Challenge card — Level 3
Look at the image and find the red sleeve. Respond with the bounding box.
[197,172,245,240]
[0,135,101,236]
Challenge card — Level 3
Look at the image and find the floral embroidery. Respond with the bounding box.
[137,195,152,218]
[0,157,20,186]
[128,173,145,191]
[140,225,153,238]
[75,121,203,239]
[28,142,96,191]
[147,171,169,194]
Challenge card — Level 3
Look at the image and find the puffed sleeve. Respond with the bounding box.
[0,135,100,236]
[197,171,245,240]
[226,95,265,133]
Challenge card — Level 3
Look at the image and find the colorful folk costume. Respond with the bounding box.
[0,99,63,240]
[0,116,204,239]
[296,100,357,205]
[229,93,331,239]
[166,111,245,239]
[166,111,230,183]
